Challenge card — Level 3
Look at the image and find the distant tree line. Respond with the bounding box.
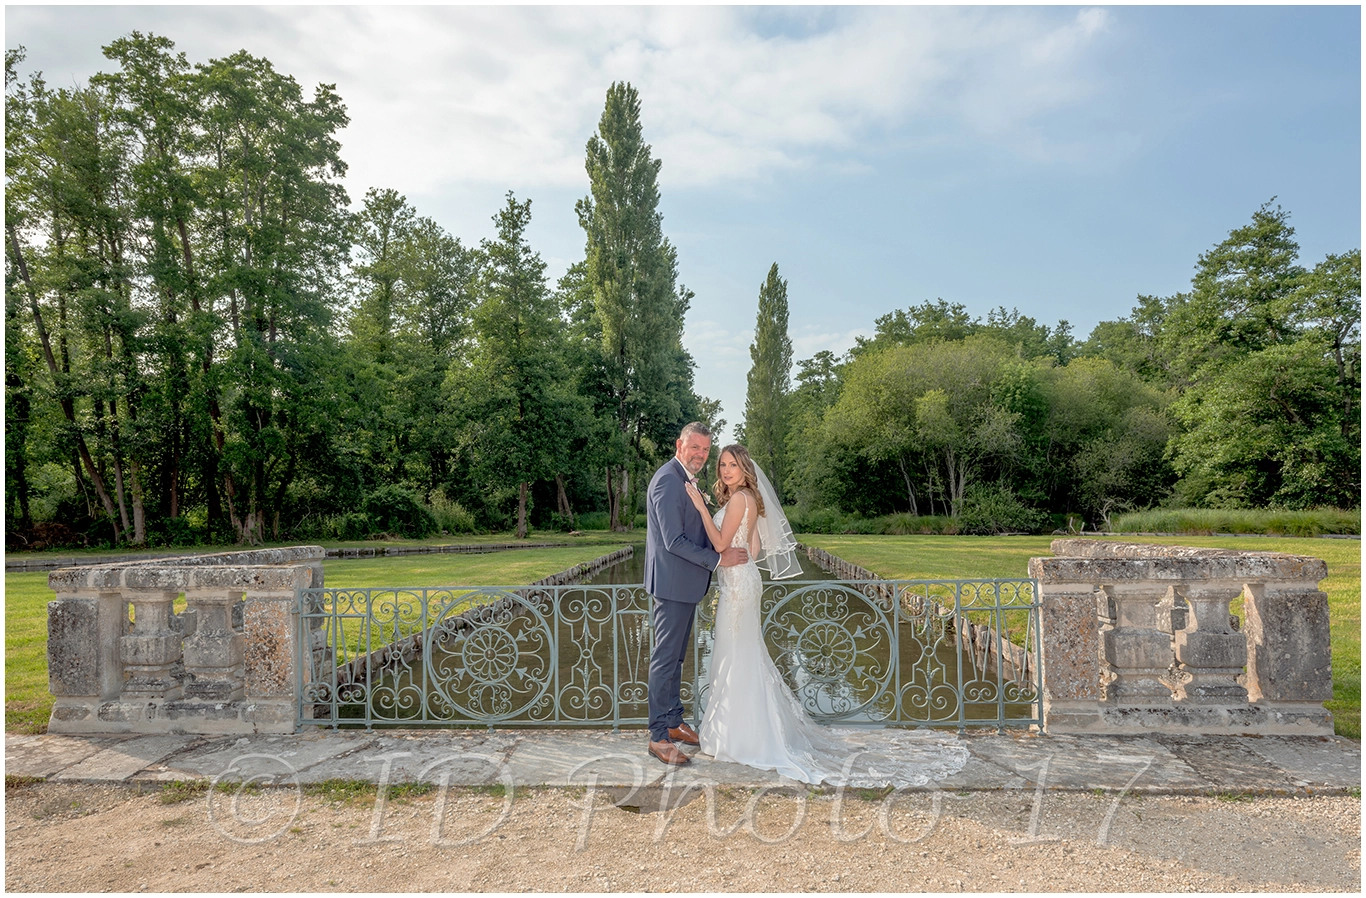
[6,36,1358,548]
[738,203,1360,532]
[5,37,718,546]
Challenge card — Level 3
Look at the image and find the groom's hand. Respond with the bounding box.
[718,547,748,567]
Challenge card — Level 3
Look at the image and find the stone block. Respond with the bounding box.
[243,599,296,698]
[241,700,298,733]
[183,631,245,670]
[124,567,192,591]
[120,632,182,666]
[49,699,99,727]
[1102,627,1173,673]
[47,568,92,592]
[1037,587,1101,702]
[1174,629,1245,667]
[189,566,310,591]
[1243,585,1333,702]
[48,598,100,696]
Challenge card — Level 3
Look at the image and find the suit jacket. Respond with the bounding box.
[644,458,720,604]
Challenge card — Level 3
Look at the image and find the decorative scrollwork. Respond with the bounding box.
[298,574,1043,729]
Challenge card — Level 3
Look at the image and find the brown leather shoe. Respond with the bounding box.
[668,722,700,746]
[648,739,691,767]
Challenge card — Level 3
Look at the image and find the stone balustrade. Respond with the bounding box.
[46,547,324,735]
[1032,539,1333,735]
[45,539,1336,736]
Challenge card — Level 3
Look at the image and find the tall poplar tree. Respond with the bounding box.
[741,263,793,502]
[576,82,688,530]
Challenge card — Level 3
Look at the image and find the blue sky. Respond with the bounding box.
[6,4,1360,441]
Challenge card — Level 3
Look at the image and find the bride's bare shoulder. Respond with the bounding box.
[730,490,757,514]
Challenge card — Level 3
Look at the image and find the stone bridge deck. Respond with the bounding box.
[6,730,1358,795]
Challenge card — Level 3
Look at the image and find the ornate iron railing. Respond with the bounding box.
[297,578,1041,730]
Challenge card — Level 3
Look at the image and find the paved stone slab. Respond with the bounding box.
[297,731,517,786]
[967,733,1211,791]
[51,735,196,783]
[1153,735,1300,791]
[129,731,378,784]
[3,734,132,779]
[7,730,1359,793]
[661,754,797,789]
[933,753,1032,791]
[503,731,658,786]
[1240,736,1361,790]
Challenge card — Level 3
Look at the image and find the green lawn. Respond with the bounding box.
[799,534,1361,739]
[4,541,637,735]
[5,571,54,734]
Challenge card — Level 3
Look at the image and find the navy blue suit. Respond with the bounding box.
[644,458,720,741]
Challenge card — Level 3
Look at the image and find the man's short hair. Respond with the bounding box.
[678,421,711,441]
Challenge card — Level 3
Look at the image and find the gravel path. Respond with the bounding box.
[4,781,1359,892]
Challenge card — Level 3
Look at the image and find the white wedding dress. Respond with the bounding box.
[697,502,971,788]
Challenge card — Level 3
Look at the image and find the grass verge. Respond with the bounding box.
[1110,507,1360,537]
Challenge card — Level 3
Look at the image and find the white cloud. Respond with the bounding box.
[6,5,1114,196]
[791,326,873,363]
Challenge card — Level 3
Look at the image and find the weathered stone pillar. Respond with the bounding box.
[120,589,183,699]
[46,579,127,729]
[1031,571,1105,733]
[182,588,246,700]
[1241,578,1333,732]
[1173,581,1248,704]
[240,565,316,733]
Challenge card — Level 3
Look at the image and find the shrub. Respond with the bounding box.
[787,507,851,534]
[363,485,438,539]
[575,511,611,531]
[327,512,373,541]
[428,490,478,534]
[545,512,576,533]
[958,484,1048,535]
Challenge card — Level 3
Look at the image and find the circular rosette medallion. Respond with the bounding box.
[424,591,554,722]
[795,620,857,681]
[461,627,520,683]
[764,584,895,722]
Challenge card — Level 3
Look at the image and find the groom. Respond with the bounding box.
[644,421,748,766]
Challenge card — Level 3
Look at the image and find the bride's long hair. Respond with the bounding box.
[712,445,766,518]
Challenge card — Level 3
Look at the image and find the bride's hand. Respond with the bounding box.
[684,482,708,513]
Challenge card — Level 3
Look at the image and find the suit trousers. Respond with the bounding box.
[647,595,696,742]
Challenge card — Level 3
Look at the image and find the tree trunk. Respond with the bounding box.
[611,466,632,531]
[516,481,529,539]
[129,456,147,546]
[555,474,573,521]
[897,455,919,517]
[12,452,33,529]
[945,450,968,518]
[74,453,93,517]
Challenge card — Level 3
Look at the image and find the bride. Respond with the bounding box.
[683,444,969,788]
